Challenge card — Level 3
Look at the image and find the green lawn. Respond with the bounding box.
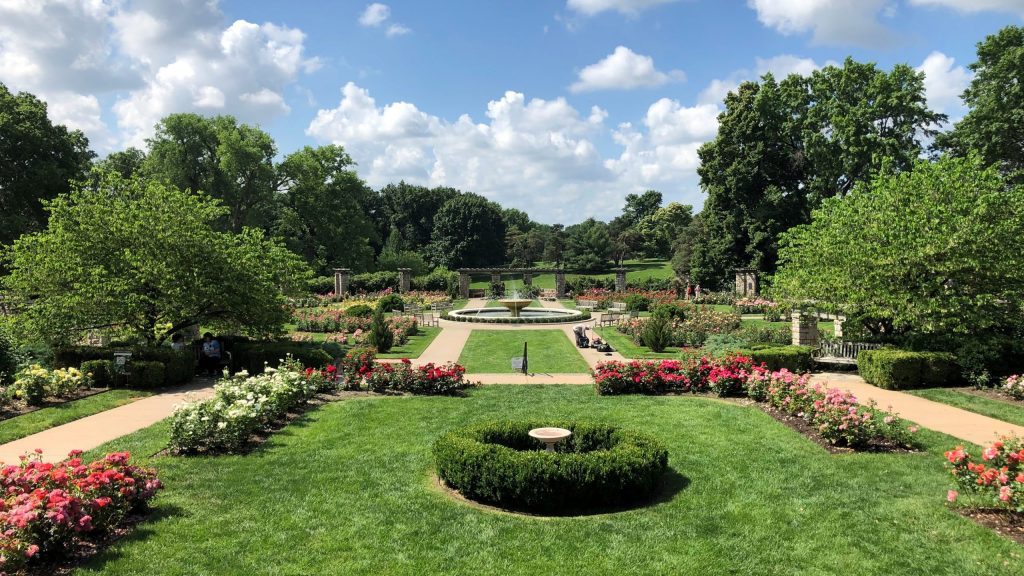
[470,259,674,290]
[594,327,682,359]
[0,389,153,445]
[909,388,1024,427]
[458,330,589,373]
[75,385,1020,575]
[377,327,442,359]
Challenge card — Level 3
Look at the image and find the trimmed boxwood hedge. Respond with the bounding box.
[858,349,960,390]
[433,420,669,513]
[734,345,814,372]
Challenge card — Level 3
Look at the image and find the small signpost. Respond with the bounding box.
[511,342,528,375]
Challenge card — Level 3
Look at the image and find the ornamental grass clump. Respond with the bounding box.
[169,357,335,454]
[945,437,1024,511]
[0,450,162,574]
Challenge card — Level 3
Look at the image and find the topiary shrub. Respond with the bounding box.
[624,294,651,312]
[738,346,814,372]
[345,304,374,318]
[368,308,394,353]
[81,359,114,388]
[858,349,960,390]
[127,360,166,389]
[640,313,673,353]
[433,420,669,514]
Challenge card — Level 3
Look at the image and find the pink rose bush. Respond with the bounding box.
[365,359,474,395]
[945,438,1024,512]
[0,450,162,573]
[1001,375,1024,400]
[594,359,916,449]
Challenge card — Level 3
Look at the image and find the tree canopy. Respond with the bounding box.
[772,155,1024,337]
[3,171,310,345]
[426,193,507,268]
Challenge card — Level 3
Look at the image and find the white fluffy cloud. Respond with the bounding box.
[359,3,390,27]
[747,0,893,46]
[570,46,684,92]
[908,0,1024,16]
[307,83,714,222]
[0,0,317,151]
[566,0,681,16]
[698,54,829,105]
[916,51,972,119]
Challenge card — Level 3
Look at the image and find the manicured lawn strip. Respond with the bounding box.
[376,327,442,359]
[458,330,589,373]
[75,385,1018,576]
[0,389,154,445]
[908,388,1024,427]
[451,299,469,310]
[593,327,681,359]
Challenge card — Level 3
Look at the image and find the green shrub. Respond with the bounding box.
[81,359,114,388]
[350,271,399,293]
[734,324,790,345]
[641,313,673,353]
[127,360,166,389]
[742,346,814,372]
[858,349,960,390]
[345,304,374,318]
[702,334,751,357]
[624,294,651,312]
[229,342,335,375]
[54,346,193,386]
[412,267,459,295]
[433,420,669,513]
[0,323,18,386]
[375,293,404,313]
[368,308,394,353]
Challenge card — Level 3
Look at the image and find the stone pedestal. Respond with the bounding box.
[555,271,566,299]
[791,308,820,347]
[398,268,412,293]
[522,272,533,286]
[734,268,759,297]
[458,271,470,299]
[613,268,627,293]
[333,268,351,296]
[490,272,502,286]
[834,316,845,339]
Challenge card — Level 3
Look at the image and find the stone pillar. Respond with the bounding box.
[522,272,533,286]
[398,268,412,293]
[333,268,350,296]
[555,270,566,299]
[458,271,470,299]
[490,272,502,286]
[614,268,627,293]
[734,268,759,297]
[834,315,845,339]
[791,308,820,347]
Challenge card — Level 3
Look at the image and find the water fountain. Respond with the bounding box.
[445,273,589,324]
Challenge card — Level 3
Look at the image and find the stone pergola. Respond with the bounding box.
[454,268,626,299]
[332,267,414,296]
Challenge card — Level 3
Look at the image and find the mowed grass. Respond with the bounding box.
[458,330,589,373]
[0,389,153,445]
[909,388,1024,427]
[593,327,681,359]
[76,385,1020,576]
[377,326,442,359]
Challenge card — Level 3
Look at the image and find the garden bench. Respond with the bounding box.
[813,341,882,366]
[539,289,557,301]
[599,311,623,326]
[576,299,598,312]
[609,301,627,313]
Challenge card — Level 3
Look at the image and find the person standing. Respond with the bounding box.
[200,332,222,376]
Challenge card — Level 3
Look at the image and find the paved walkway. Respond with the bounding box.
[0,379,216,464]
[812,372,1024,446]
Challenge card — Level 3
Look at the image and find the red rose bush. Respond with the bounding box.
[365,359,474,395]
[0,450,161,573]
[945,438,1024,512]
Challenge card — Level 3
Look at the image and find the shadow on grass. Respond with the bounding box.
[69,502,187,573]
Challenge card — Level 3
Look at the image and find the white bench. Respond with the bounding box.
[576,299,598,312]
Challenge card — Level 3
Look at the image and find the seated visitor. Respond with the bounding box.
[199,332,222,376]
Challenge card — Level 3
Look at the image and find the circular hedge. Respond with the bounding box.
[433,420,669,513]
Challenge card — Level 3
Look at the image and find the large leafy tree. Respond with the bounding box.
[274,145,377,274]
[0,83,93,246]
[772,156,1024,337]
[692,59,943,288]
[564,218,612,271]
[427,193,506,268]
[144,114,277,233]
[3,171,311,346]
[937,26,1024,179]
[375,182,460,253]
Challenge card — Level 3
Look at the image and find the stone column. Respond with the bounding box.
[458,271,470,299]
[555,270,566,299]
[791,308,820,347]
[834,315,845,339]
[734,268,759,297]
[333,268,351,296]
[614,268,627,293]
[490,272,502,286]
[522,272,533,286]
[398,268,412,293]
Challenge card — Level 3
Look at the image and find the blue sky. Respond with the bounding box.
[0,1,1019,223]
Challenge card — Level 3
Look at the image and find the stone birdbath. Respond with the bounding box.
[529,427,572,452]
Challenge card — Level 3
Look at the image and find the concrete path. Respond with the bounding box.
[0,379,216,464]
[812,372,1024,446]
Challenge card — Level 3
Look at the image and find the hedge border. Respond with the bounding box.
[442,308,590,325]
[433,420,669,513]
